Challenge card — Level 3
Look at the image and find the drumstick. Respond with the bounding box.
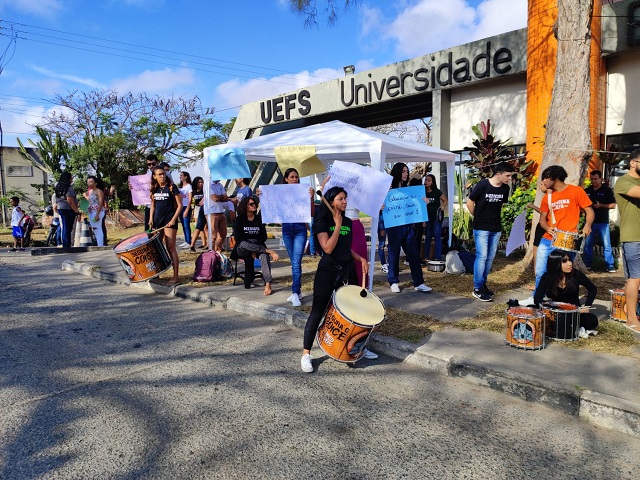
[146,226,166,235]
[316,190,335,215]
[360,271,367,298]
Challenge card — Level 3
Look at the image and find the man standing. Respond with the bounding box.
[467,162,514,301]
[614,149,640,333]
[583,170,617,272]
[536,166,594,288]
[207,179,229,252]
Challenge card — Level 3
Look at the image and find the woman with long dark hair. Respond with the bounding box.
[384,163,431,294]
[300,186,372,373]
[189,176,207,251]
[178,171,193,248]
[232,196,280,295]
[54,171,80,248]
[534,250,599,337]
[85,175,105,246]
[423,173,448,260]
[149,166,181,285]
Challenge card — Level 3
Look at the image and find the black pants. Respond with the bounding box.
[236,241,272,284]
[303,262,356,351]
[554,312,598,339]
[144,206,150,231]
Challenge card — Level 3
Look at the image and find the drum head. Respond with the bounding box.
[114,232,152,253]
[334,285,385,327]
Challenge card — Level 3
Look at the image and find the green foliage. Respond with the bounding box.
[453,170,472,240]
[16,126,70,180]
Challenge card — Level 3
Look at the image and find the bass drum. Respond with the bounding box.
[113,232,172,283]
[317,285,385,363]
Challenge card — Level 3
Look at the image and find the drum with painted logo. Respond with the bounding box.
[113,232,172,283]
[540,302,581,341]
[316,285,385,363]
[551,229,581,252]
[505,307,546,350]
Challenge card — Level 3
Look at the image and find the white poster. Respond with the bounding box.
[323,160,393,216]
[259,184,311,224]
[506,210,528,256]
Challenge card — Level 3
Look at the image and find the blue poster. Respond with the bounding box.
[382,186,428,228]
[207,148,251,180]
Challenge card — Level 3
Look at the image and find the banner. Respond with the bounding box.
[207,148,251,180]
[324,160,392,216]
[129,174,151,206]
[382,186,428,228]
[274,145,326,178]
[506,210,527,256]
[259,184,311,224]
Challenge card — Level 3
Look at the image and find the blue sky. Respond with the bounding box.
[0,0,527,147]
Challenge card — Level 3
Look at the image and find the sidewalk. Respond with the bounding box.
[22,245,640,438]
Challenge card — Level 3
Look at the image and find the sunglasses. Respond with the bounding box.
[247,202,256,207]
[147,163,157,167]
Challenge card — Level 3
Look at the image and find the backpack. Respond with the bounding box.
[457,250,476,275]
[217,252,234,279]
[445,250,465,274]
[20,214,34,232]
[193,250,220,282]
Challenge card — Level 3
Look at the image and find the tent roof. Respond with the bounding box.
[206,120,455,164]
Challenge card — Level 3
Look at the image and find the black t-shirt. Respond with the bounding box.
[469,178,510,232]
[316,215,353,264]
[584,185,615,224]
[534,270,597,307]
[233,214,267,245]
[425,187,443,221]
[152,184,180,225]
[193,191,204,206]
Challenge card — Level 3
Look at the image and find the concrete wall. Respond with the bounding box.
[1,147,48,213]
[449,75,527,151]
[606,50,640,136]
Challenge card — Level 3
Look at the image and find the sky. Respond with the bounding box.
[0,0,527,148]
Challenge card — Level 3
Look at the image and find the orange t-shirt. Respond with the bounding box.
[540,184,592,240]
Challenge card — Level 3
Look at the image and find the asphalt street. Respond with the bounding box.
[1,253,639,479]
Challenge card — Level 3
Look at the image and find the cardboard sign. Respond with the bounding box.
[382,186,428,228]
[207,148,251,180]
[274,145,326,178]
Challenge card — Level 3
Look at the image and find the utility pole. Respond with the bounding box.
[0,120,7,226]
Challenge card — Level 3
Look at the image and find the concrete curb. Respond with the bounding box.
[61,259,640,438]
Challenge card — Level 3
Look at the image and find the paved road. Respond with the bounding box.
[1,253,640,479]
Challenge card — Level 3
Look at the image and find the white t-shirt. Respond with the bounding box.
[179,184,192,207]
[345,206,360,221]
[206,181,226,214]
[11,206,24,227]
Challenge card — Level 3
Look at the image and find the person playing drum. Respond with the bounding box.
[300,186,373,373]
[149,166,181,286]
[533,250,599,338]
[536,165,594,289]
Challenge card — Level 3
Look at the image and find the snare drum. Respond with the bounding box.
[541,302,580,341]
[316,285,385,363]
[505,307,546,350]
[551,229,581,252]
[610,289,640,322]
[427,260,445,272]
[113,232,172,283]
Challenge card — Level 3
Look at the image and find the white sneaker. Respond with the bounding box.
[363,348,378,360]
[414,284,432,293]
[578,327,589,339]
[179,242,189,248]
[301,354,314,373]
[381,263,388,274]
[390,283,401,293]
[290,293,302,307]
[586,329,598,336]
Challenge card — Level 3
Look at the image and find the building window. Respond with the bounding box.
[628,2,640,47]
[7,165,33,177]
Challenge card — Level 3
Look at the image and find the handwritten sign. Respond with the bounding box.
[259,184,311,224]
[207,148,251,180]
[129,174,151,206]
[324,160,392,216]
[382,186,428,228]
[274,145,326,178]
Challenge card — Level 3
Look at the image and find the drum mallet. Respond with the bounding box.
[316,189,368,298]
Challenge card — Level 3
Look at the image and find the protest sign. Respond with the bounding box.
[129,174,151,206]
[506,210,527,256]
[259,184,311,224]
[207,148,251,180]
[324,160,392,216]
[274,145,326,178]
[382,186,428,228]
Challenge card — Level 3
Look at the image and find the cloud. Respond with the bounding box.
[362,0,527,57]
[30,65,107,89]
[0,0,63,17]
[110,68,195,94]
[0,97,70,146]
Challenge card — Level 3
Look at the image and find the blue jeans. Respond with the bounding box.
[473,229,501,290]
[377,216,386,265]
[282,223,307,295]
[308,218,316,255]
[583,223,615,269]
[387,225,424,286]
[59,209,77,248]
[535,237,576,289]
[180,206,192,244]
[424,217,443,260]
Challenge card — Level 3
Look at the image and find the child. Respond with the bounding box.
[10,196,25,251]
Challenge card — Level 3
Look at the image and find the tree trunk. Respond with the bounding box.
[522,0,594,266]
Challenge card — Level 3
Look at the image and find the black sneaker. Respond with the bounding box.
[473,289,493,302]
[481,284,495,297]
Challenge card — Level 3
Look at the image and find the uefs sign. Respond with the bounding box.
[260,41,513,124]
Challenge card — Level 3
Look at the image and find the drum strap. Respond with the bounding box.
[547,191,556,227]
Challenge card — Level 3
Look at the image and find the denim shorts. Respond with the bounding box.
[622,242,640,279]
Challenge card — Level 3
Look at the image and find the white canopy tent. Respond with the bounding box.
[203,120,457,289]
